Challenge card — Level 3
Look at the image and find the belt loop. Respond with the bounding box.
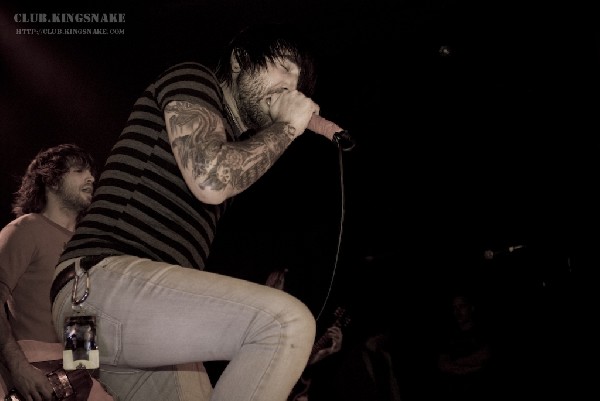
[71,258,90,307]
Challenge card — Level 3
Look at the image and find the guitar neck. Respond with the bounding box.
[309,328,336,358]
[287,307,350,401]
[307,307,350,360]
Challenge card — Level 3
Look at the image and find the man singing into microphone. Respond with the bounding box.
[51,22,331,401]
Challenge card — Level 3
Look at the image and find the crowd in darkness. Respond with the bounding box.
[292,242,585,401]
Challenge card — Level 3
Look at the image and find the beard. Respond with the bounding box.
[57,182,91,215]
[234,71,272,130]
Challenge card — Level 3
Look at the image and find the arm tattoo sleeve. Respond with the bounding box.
[167,101,295,194]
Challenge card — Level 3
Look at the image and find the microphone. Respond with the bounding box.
[483,244,525,260]
[308,115,356,152]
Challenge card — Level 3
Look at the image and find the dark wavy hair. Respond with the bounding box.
[215,22,318,97]
[12,143,96,217]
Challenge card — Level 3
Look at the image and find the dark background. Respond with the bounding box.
[1,1,597,398]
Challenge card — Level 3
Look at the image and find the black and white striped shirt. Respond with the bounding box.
[60,62,236,270]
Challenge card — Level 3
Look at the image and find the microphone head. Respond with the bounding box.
[332,130,356,152]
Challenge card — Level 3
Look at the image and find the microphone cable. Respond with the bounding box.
[315,130,354,321]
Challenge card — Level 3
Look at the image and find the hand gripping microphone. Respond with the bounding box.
[308,115,356,152]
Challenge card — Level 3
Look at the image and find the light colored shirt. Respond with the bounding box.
[0,213,72,342]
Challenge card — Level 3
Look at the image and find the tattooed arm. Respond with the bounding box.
[165,100,306,205]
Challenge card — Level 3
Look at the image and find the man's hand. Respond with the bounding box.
[268,90,319,136]
[308,326,343,365]
[8,359,55,401]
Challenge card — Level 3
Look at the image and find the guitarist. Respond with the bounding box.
[0,144,112,400]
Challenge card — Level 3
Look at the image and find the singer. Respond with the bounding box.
[52,22,331,401]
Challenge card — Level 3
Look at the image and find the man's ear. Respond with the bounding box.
[230,51,241,73]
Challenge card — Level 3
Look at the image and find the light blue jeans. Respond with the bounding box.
[52,255,316,401]
[98,362,213,401]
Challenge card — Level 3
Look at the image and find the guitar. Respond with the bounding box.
[287,307,351,401]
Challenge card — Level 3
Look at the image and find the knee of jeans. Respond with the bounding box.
[287,297,317,344]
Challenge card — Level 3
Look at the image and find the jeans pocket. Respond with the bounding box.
[92,308,122,366]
